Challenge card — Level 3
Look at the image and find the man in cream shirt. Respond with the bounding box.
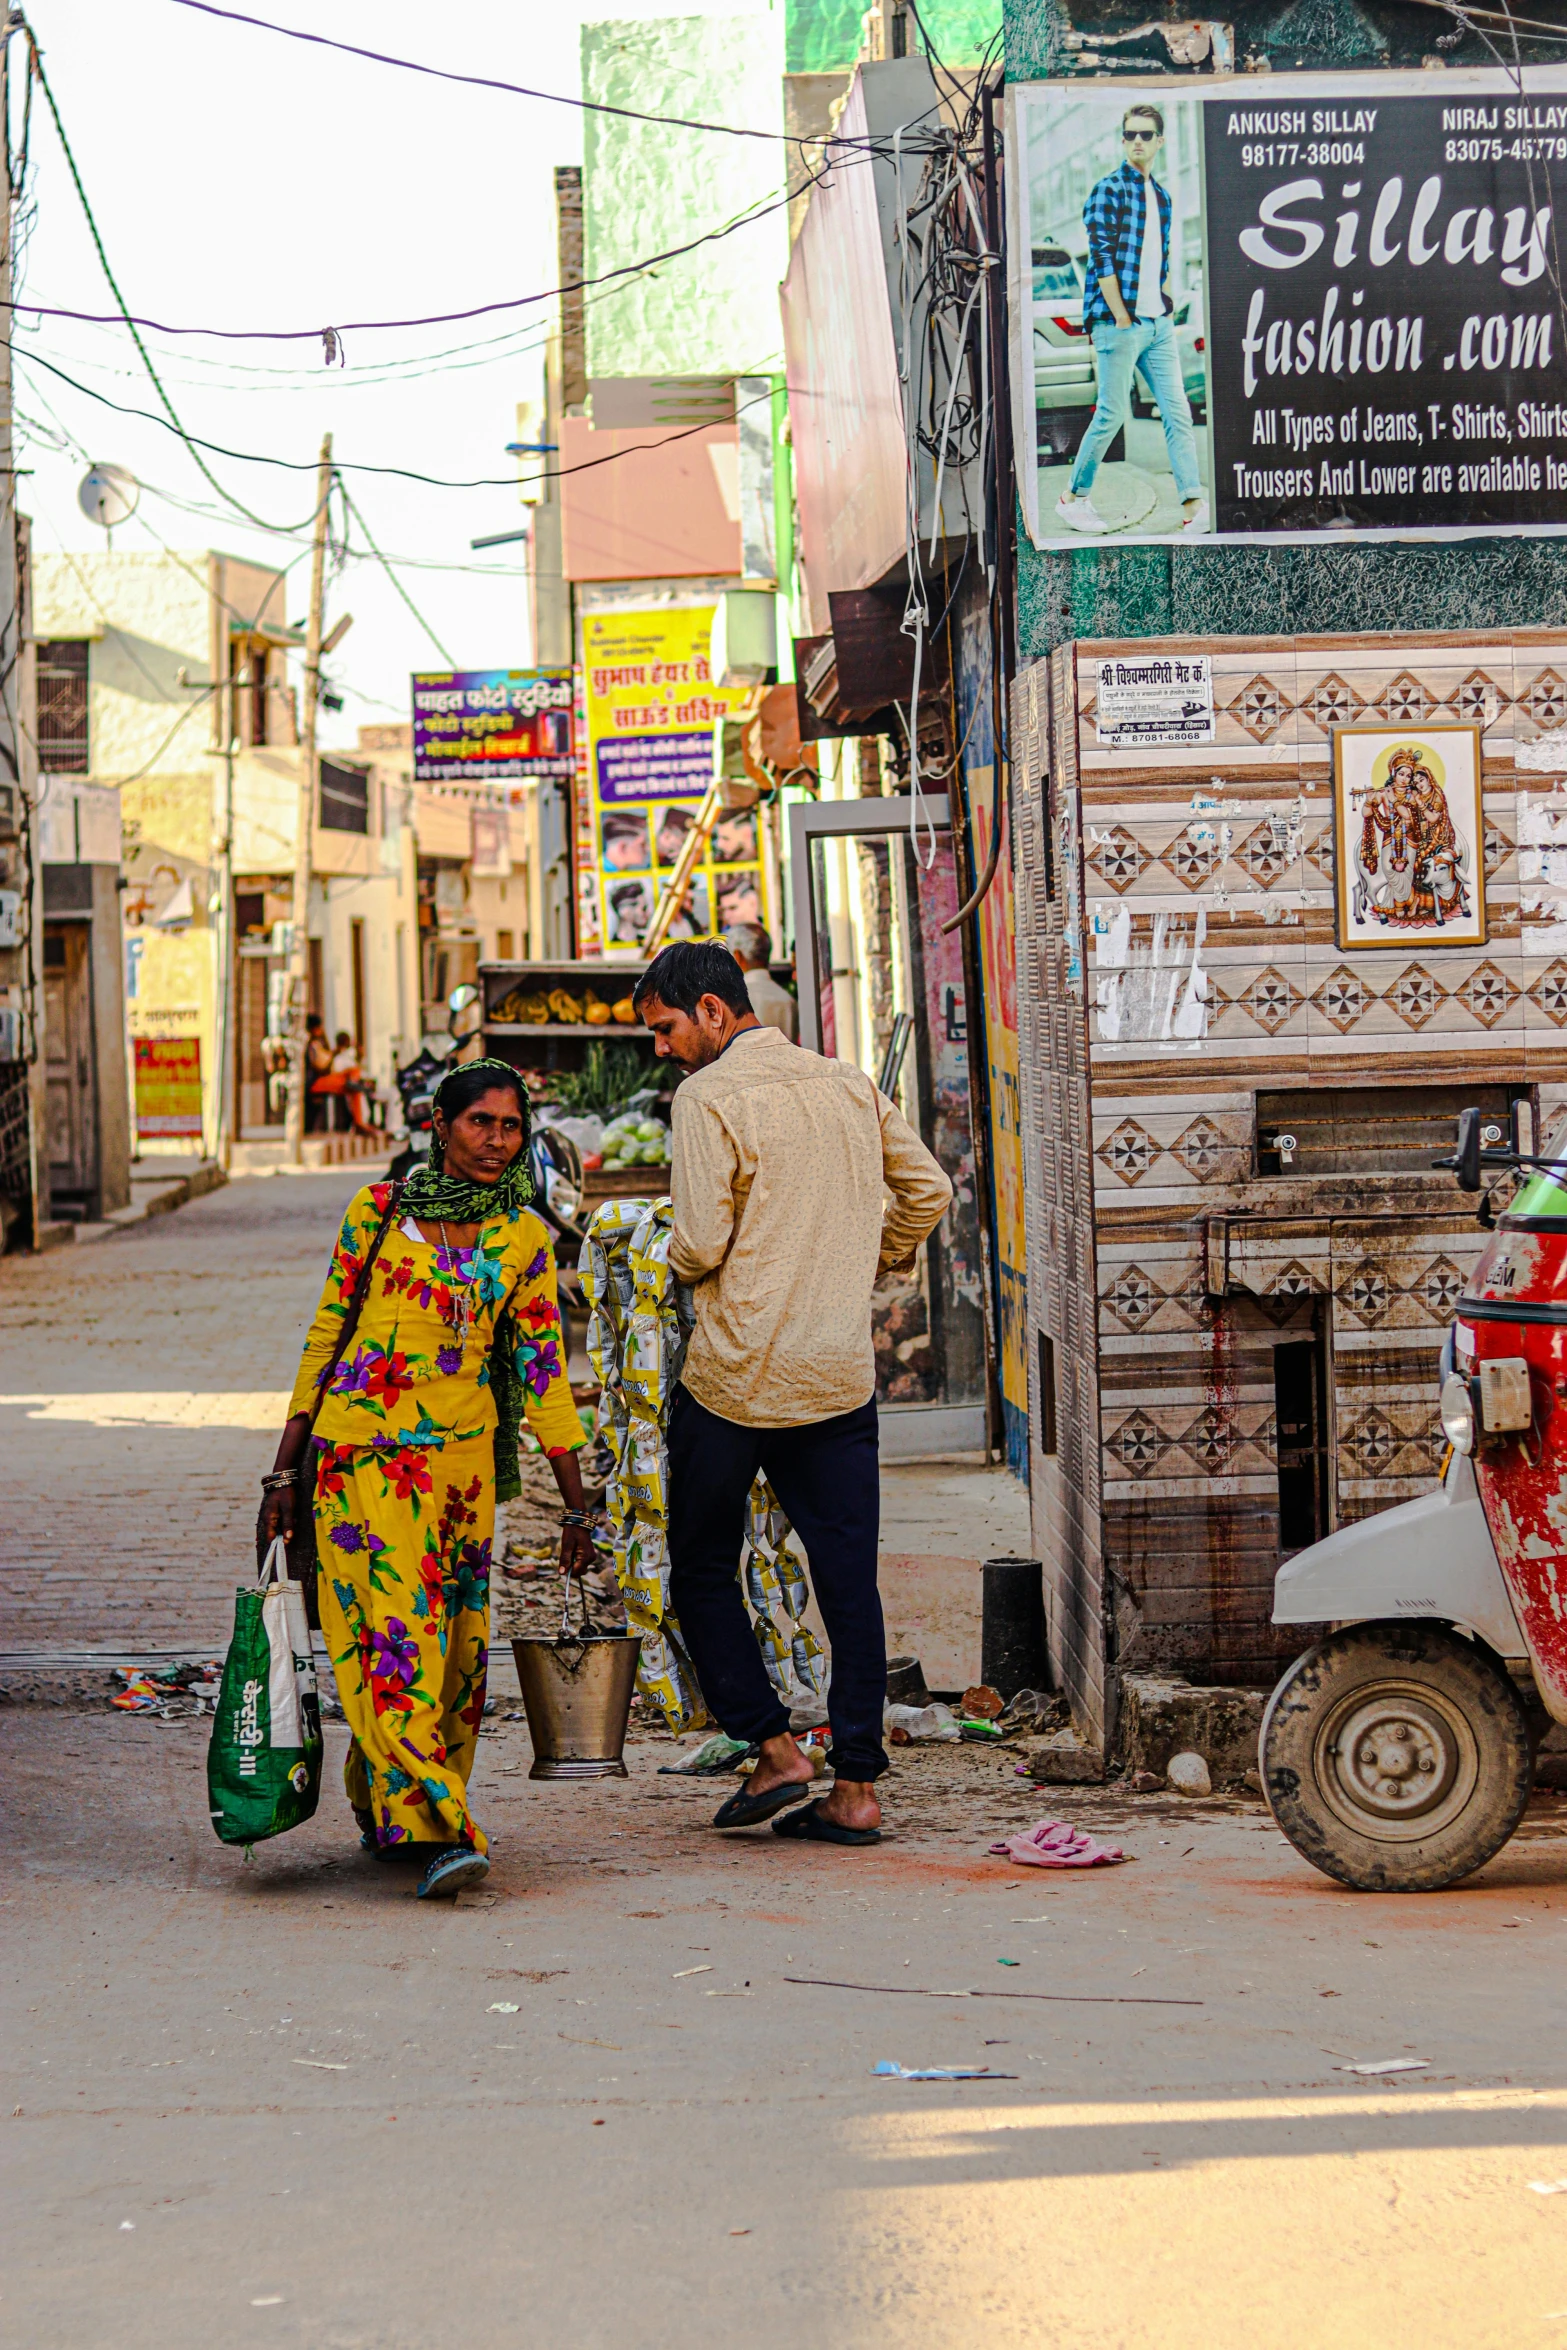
[634,939,951,1844]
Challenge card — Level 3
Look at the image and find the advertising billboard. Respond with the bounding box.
[581,605,767,952]
[1010,68,1567,548]
[134,1037,203,1140]
[411,669,573,783]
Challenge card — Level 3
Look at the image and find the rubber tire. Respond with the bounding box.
[1261,1621,1533,1892]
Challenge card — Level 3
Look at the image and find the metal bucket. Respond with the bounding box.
[511,1622,643,1780]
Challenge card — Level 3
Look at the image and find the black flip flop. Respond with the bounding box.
[771,1799,882,1847]
[712,1778,812,1831]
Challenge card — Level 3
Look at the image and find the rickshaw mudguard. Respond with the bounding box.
[1272,1451,1528,1662]
[1460,1213,1567,1727]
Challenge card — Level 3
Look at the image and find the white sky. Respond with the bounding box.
[14,0,597,748]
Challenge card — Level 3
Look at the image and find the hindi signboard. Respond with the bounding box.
[581,606,767,952]
[1010,68,1567,549]
[411,668,573,783]
[134,1037,203,1139]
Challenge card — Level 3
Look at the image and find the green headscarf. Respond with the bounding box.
[400,1056,535,1221]
[401,1057,536,1504]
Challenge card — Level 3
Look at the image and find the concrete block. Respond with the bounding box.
[1026,1729,1106,1785]
[1119,1676,1267,1787]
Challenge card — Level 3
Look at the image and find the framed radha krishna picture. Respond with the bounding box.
[1332,724,1486,952]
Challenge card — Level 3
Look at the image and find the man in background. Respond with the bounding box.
[634,940,951,1845]
[721,921,797,1042]
[1054,102,1207,539]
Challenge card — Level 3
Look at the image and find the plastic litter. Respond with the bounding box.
[111,1660,226,1715]
[988,1818,1126,1869]
[997,1688,1058,1733]
[1167,1751,1212,1798]
[961,1684,1005,1720]
[488,2002,521,2014]
[884,1701,960,1743]
[658,1732,753,1777]
[1335,2058,1429,2075]
[872,2060,1019,2081]
[111,1671,164,1713]
[1530,2179,1567,2196]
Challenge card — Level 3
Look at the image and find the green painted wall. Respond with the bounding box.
[786,0,1000,73]
[1006,0,1567,654]
[582,11,789,379]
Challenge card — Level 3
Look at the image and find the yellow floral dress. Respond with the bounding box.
[287,1180,583,1853]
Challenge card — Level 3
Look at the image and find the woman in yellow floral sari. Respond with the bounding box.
[259,1060,590,1899]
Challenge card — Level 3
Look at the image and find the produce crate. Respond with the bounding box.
[478,958,660,1088]
[582,1166,671,1206]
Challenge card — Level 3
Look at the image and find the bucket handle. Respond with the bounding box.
[555,1559,611,1663]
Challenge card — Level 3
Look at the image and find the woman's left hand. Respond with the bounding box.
[561,1521,599,1580]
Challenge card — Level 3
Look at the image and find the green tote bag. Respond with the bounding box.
[207,1537,323,1847]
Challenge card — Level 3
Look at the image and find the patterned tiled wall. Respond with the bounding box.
[1014,629,1567,1731]
[1011,653,1108,1741]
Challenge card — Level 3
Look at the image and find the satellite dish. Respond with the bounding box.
[78,463,140,528]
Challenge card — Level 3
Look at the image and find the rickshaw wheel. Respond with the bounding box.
[1260,1622,1533,1892]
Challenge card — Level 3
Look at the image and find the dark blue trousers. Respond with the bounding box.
[666,1385,888,1782]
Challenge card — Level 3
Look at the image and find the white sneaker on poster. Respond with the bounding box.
[1055,494,1108,534]
[1179,499,1211,534]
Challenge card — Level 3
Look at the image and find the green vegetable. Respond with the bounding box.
[551,1041,651,1119]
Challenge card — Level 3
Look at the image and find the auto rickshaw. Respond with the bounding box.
[1261,1107,1567,1891]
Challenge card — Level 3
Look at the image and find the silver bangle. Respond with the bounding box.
[260,1471,296,1492]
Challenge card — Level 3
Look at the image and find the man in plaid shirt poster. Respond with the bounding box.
[1056,103,1209,538]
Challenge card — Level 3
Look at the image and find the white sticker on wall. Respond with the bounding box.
[1095,654,1215,750]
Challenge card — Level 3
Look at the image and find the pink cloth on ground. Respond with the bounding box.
[988,1817,1125,1868]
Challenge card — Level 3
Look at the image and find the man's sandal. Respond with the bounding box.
[712,1778,812,1831]
[771,1799,881,1846]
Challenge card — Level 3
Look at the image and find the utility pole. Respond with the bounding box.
[284,433,332,1166]
[0,21,40,1242]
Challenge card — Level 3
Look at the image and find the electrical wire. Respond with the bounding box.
[170,0,809,145]
[165,0,954,155]
[336,480,455,665]
[1,155,833,343]
[23,24,316,535]
[16,342,779,493]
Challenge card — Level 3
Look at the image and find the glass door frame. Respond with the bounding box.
[787,794,951,1055]
[786,790,988,1460]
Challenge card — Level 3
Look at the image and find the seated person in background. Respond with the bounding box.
[304,1014,335,1133]
[721,921,797,1042]
[331,1030,375,1134]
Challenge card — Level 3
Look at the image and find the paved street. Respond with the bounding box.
[9,1711,1567,2348]
[7,1179,1567,2348]
[0,1169,367,1652]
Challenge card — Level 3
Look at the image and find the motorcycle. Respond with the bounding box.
[388,982,586,1252]
[1261,1104,1567,1891]
[387,983,483,1183]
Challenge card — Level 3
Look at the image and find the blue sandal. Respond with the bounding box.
[416,1845,491,1900]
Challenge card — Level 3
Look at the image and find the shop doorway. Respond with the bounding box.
[42,921,97,1217]
[235,943,288,1132]
[1274,1313,1332,1556]
[789,793,988,1457]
